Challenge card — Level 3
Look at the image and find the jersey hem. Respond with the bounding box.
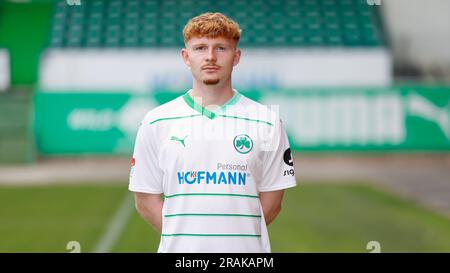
[128,186,163,194]
[258,181,297,192]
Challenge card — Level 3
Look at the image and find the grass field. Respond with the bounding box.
[1,182,450,253]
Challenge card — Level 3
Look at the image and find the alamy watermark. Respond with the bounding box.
[366,241,381,253]
[367,0,381,5]
[66,241,81,253]
[66,0,81,6]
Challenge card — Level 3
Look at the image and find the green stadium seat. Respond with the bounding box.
[86,27,101,47]
[47,0,385,48]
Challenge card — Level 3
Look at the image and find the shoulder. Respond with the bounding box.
[232,93,280,126]
[238,95,275,114]
[141,95,189,126]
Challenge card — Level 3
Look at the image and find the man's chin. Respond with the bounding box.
[203,78,220,85]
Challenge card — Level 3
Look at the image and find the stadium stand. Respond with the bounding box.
[48,0,385,48]
[40,0,391,96]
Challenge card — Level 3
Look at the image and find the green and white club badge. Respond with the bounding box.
[233,134,253,154]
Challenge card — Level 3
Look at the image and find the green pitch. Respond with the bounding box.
[1,182,450,252]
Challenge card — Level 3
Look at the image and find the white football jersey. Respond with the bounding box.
[129,89,296,253]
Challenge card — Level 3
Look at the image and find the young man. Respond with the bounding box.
[129,12,296,253]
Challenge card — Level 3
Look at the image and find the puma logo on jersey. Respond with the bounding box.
[170,135,188,147]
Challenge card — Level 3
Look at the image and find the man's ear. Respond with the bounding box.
[181,48,190,66]
[233,48,241,66]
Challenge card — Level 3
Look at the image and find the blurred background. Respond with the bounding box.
[0,0,449,253]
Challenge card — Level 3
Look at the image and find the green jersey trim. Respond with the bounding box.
[161,233,261,237]
[165,193,259,198]
[148,92,272,125]
[218,91,241,112]
[219,115,273,126]
[149,114,272,126]
[182,90,242,119]
[183,92,216,119]
[149,114,202,124]
[164,213,261,218]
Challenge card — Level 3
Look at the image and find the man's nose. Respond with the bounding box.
[205,48,217,62]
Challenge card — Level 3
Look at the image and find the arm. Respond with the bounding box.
[259,189,285,226]
[134,192,164,233]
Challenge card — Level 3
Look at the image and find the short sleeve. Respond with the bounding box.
[128,117,164,194]
[258,119,297,192]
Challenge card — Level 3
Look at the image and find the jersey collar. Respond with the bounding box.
[182,89,241,119]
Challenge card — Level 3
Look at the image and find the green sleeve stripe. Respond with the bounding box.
[164,193,259,198]
[161,233,261,237]
[218,114,273,126]
[149,114,202,124]
[164,213,261,218]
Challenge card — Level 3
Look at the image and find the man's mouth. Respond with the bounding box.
[202,66,220,71]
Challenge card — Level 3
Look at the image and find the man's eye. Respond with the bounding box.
[195,46,206,51]
[217,47,226,51]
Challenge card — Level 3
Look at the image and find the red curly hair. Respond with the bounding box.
[183,12,241,44]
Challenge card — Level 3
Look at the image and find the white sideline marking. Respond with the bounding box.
[93,192,135,253]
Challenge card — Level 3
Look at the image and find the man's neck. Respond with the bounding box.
[190,82,235,111]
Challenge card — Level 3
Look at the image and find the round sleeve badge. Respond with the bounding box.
[283,148,293,166]
[233,134,253,154]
